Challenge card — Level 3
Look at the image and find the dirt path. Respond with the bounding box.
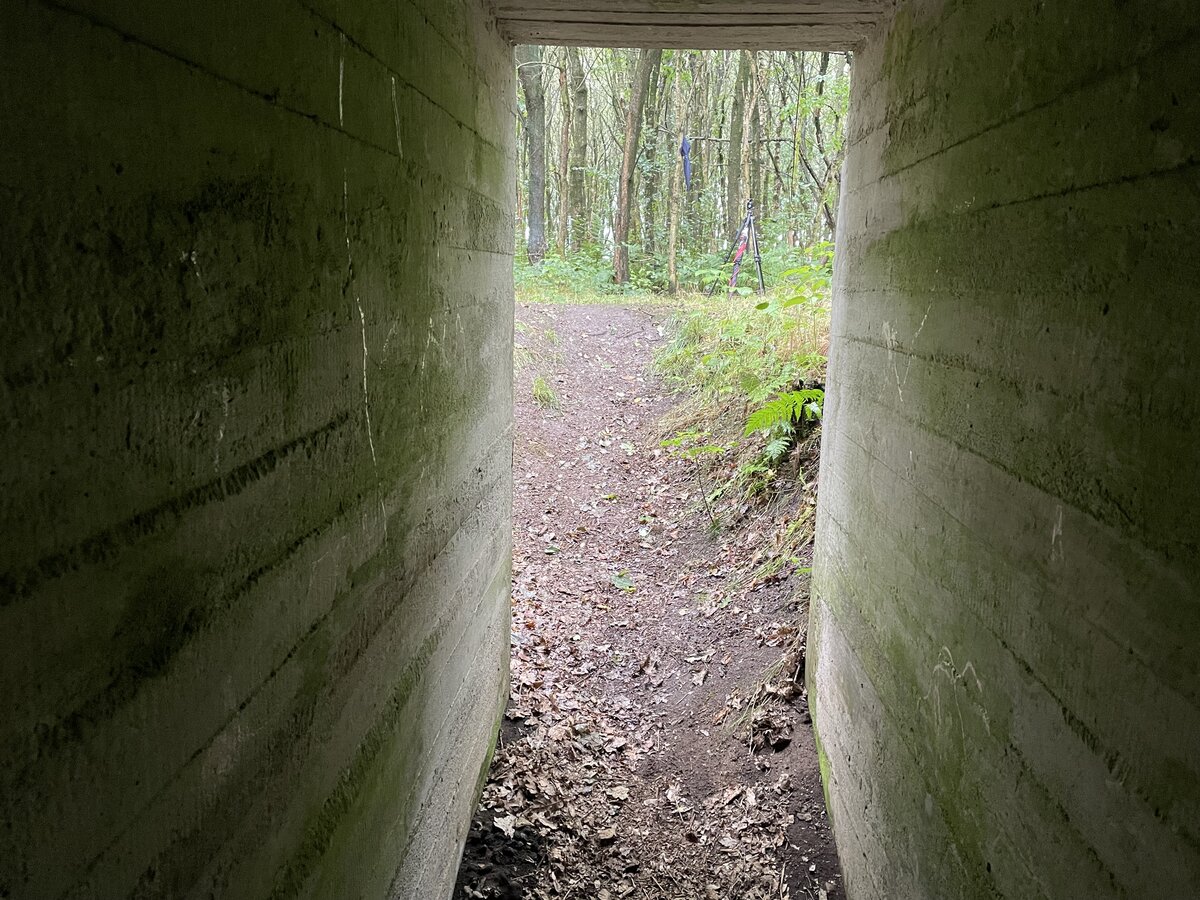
[456,303,842,900]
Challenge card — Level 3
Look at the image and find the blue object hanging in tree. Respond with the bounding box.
[680,136,692,190]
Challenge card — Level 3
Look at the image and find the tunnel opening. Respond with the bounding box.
[455,45,849,900]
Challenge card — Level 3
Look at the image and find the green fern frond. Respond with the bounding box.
[744,388,824,436]
[764,436,791,461]
[745,395,793,435]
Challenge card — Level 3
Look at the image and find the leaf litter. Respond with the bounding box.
[456,304,842,900]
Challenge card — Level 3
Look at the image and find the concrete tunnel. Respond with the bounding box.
[0,0,1196,897]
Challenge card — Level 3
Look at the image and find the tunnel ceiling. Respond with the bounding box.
[494,0,889,49]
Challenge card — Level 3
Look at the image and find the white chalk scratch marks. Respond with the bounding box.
[357,299,377,467]
[343,174,352,270]
[422,314,448,372]
[358,298,388,540]
[180,249,210,298]
[338,33,346,126]
[213,383,232,473]
[308,534,350,606]
[1050,503,1065,562]
[924,646,991,748]
[906,303,931,385]
[381,319,400,359]
[342,172,388,544]
[883,301,933,404]
[882,320,902,402]
[390,75,403,157]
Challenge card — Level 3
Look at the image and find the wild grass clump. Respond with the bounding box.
[531,375,559,409]
[513,345,536,375]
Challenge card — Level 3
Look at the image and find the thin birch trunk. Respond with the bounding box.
[613,48,661,285]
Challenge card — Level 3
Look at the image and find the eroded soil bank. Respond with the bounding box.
[455,303,841,900]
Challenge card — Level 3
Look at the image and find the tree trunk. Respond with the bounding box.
[749,53,762,219]
[667,58,688,295]
[555,49,571,256]
[811,51,837,238]
[641,51,665,259]
[725,50,750,238]
[613,48,661,285]
[517,45,547,264]
[698,56,713,250]
[567,47,588,251]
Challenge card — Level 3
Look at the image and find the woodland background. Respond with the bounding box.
[514,48,852,294]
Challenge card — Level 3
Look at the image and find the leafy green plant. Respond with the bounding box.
[744,389,824,436]
[661,428,729,528]
[655,242,831,510]
[742,388,823,483]
[661,428,728,460]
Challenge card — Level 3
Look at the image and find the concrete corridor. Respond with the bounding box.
[1,1,1197,898]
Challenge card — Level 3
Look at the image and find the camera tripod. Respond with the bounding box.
[708,198,766,296]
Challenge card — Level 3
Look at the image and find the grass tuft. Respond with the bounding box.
[532,375,559,409]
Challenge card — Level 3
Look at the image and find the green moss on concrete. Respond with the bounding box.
[267,591,454,898]
[812,723,835,830]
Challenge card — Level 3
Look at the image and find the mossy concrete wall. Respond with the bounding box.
[0,1,513,897]
[810,1,1199,897]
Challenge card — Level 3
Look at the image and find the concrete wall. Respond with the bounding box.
[811,1,1199,897]
[0,1,513,897]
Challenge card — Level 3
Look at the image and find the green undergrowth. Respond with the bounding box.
[515,253,676,305]
[655,243,832,527]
